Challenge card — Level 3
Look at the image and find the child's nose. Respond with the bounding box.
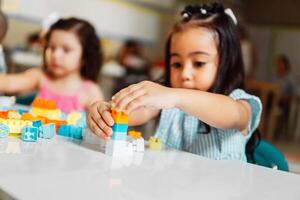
[181,63,193,80]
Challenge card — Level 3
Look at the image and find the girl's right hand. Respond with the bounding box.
[87,101,114,140]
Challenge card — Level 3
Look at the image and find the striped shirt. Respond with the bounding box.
[155,89,262,161]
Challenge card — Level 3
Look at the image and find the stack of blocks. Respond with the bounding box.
[105,109,133,156]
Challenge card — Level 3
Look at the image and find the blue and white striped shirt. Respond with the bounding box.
[155,89,262,161]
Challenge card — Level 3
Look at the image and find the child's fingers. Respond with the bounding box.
[114,88,146,112]
[92,114,113,136]
[97,105,114,126]
[112,83,142,107]
[125,96,148,114]
[87,115,109,139]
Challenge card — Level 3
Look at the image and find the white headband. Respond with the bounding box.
[225,8,237,25]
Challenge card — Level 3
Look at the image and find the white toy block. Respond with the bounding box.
[105,140,133,156]
[132,138,144,152]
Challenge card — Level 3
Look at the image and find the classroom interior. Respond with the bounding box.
[0,0,300,175]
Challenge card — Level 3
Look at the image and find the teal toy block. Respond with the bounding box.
[21,126,38,142]
[40,124,55,139]
[112,124,128,133]
[0,124,9,138]
[70,126,82,140]
[111,132,127,141]
[18,109,28,115]
[58,124,71,137]
[32,120,42,128]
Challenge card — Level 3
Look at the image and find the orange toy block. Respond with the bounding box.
[111,109,128,124]
[0,111,8,119]
[21,113,36,121]
[32,97,57,110]
[128,131,142,139]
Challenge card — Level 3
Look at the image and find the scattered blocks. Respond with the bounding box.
[148,137,162,150]
[21,126,38,142]
[0,124,9,138]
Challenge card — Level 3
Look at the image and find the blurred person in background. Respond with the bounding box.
[114,39,150,93]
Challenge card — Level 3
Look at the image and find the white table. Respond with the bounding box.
[0,132,300,200]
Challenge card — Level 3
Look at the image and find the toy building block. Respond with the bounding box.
[7,110,21,119]
[112,124,128,133]
[111,109,128,124]
[128,131,142,139]
[5,119,32,134]
[0,124,9,138]
[0,111,8,119]
[46,119,67,132]
[40,123,56,139]
[32,97,56,110]
[32,120,42,128]
[21,126,38,142]
[58,124,71,137]
[148,137,162,150]
[132,138,145,152]
[70,126,83,140]
[105,140,133,156]
[67,112,82,125]
[21,113,36,121]
[111,132,127,140]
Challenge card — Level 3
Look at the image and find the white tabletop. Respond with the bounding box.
[0,132,300,200]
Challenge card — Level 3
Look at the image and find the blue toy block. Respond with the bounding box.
[58,124,71,137]
[21,126,38,142]
[18,109,29,115]
[70,126,82,140]
[40,124,55,139]
[111,132,127,141]
[32,120,42,128]
[0,124,10,138]
[112,124,128,133]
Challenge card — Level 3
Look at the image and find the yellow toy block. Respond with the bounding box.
[128,131,142,139]
[5,119,32,134]
[31,107,61,120]
[148,137,162,150]
[111,109,128,124]
[8,111,21,119]
[67,112,82,125]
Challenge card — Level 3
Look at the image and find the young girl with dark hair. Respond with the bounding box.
[88,2,262,161]
[0,18,103,113]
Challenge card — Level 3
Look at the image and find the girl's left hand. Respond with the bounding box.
[111,81,176,113]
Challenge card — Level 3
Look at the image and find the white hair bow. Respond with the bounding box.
[225,8,237,25]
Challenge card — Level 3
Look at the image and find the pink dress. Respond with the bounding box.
[37,77,92,113]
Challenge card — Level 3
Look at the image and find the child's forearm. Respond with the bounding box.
[172,88,250,131]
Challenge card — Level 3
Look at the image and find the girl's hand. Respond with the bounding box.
[87,101,114,140]
[111,81,176,114]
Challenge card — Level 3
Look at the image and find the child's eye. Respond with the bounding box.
[63,47,71,53]
[171,62,182,69]
[194,61,205,68]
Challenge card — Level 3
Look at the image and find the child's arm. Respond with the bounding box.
[87,100,159,139]
[112,81,251,135]
[0,68,42,93]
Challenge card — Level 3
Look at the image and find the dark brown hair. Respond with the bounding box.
[44,17,102,82]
